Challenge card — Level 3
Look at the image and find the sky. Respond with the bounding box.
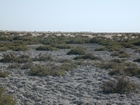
[0,0,140,32]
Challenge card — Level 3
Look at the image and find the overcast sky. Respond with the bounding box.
[0,0,140,32]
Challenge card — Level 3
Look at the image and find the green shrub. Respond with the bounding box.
[56,59,72,63]
[33,53,53,61]
[36,45,58,51]
[30,62,77,76]
[111,50,130,58]
[74,53,101,60]
[95,59,125,70]
[0,71,9,78]
[110,59,125,63]
[95,47,106,51]
[0,53,31,63]
[0,47,9,52]
[16,54,31,63]
[67,46,86,55]
[8,63,20,69]
[121,42,137,49]
[134,58,140,62]
[134,49,140,53]
[102,77,137,94]
[90,37,105,44]
[41,36,67,45]
[66,36,90,44]
[108,62,140,77]
[95,45,122,51]
[0,36,12,41]
[133,40,140,46]
[21,62,33,69]
[0,53,17,63]
[56,44,72,49]
[0,87,16,105]
[11,45,29,51]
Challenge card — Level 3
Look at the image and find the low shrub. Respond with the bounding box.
[67,46,86,55]
[0,53,31,63]
[121,42,137,49]
[56,44,72,49]
[111,50,130,58]
[0,87,16,105]
[21,62,33,69]
[33,53,53,61]
[74,53,102,60]
[95,45,122,51]
[30,62,77,76]
[109,62,140,77]
[8,63,20,69]
[134,58,140,62]
[66,36,90,44]
[134,49,140,53]
[16,54,31,63]
[11,45,29,51]
[0,47,9,52]
[0,53,17,63]
[0,71,9,78]
[56,59,72,63]
[36,45,58,51]
[95,47,106,51]
[102,77,137,94]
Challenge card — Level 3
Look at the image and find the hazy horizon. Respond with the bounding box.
[0,0,140,32]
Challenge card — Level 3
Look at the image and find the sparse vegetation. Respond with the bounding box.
[21,62,33,69]
[111,50,130,58]
[33,53,53,61]
[0,87,16,105]
[36,45,58,51]
[96,59,140,77]
[0,53,31,63]
[134,49,140,53]
[102,76,137,94]
[8,63,20,69]
[134,58,140,62]
[0,71,9,78]
[67,46,86,55]
[56,44,72,49]
[74,53,102,60]
[30,62,77,76]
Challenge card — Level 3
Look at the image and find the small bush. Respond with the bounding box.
[0,87,16,105]
[21,62,33,69]
[134,58,140,62]
[95,45,122,51]
[134,49,140,53]
[56,59,72,63]
[102,77,137,94]
[0,53,31,63]
[66,36,90,44]
[16,54,31,63]
[33,53,53,61]
[0,71,9,78]
[108,62,140,77]
[95,47,106,51]
[56,44,72,49]
[121,42,137,49]
[11,45,29,51]
[8,63,20,69]
[30,62,77,76]
[0,53,17,63]
[111,50,130,58]
[67,46,86,55]
[74,53,101,60]
[0,47,9,52]
[36,45,58,51]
